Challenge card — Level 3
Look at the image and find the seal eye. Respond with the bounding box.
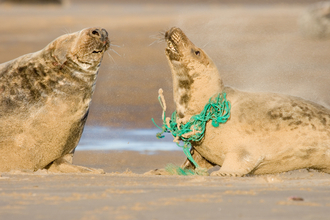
[195,51,201,56]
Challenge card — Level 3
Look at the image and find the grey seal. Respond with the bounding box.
[0,27,109,173]
[149,27,330,176]
[299,1,330,39]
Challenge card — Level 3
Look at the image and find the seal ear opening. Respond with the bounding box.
[53,47,68,66]
[49,37,70,66]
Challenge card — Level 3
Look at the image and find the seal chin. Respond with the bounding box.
[165,47,180,62]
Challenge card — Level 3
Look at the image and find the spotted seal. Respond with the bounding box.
[0,27,109,173]
[150,27,330,176]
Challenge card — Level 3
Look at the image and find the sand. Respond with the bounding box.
[0,1,330,219]
[1,151,330,219]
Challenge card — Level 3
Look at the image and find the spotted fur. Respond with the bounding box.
[0,27,109,173]
[151,27,330,176]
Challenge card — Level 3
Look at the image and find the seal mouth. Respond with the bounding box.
[167,40,178,54]
[90,40,110,55]
[93,42,110,55]
[92,49,103,54]
[165,27,184,61]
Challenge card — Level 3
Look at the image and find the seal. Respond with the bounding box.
[0,27,110,173]
[150,27,330,176]
[299,1,330,39]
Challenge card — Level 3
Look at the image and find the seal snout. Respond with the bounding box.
[88,28,110,54]
[165,27,182,45]
[165,27,183,57]
[90,28,108,43]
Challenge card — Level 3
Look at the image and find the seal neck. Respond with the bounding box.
[172,64,224,121]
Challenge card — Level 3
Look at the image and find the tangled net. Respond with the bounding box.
[152,89,231,175]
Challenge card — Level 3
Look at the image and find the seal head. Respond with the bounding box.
[54,28,109,70]
[165,27,210,65]
[50,27,109,73]
[164,27,223,122]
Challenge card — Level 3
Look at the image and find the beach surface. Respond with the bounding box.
[1,151,330,220]
[0,1,330,219]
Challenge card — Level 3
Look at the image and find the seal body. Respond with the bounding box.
[162,27,330,176]
[0,27,109,172]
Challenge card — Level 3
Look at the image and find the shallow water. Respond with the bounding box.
[77,126,180,151]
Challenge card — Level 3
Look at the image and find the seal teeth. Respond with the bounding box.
[167,40,178,53]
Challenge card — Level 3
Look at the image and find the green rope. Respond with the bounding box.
[152,92,231,172]
[165,164,197,175]
[165,164,210,176]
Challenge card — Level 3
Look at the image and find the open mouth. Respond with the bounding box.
[92,39,110,54]
[165,28,185,61]
[166,40,178,54]
[92,49,103,54]
[165,28,183,56]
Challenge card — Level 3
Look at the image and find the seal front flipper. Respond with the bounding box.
[210,152,264,177]
[181,148,215,170]
[46,154,105,174]
[144,148,215,175]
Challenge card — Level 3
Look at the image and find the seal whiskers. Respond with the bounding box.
[148,31,166,47]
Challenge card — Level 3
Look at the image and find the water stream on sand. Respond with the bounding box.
[77,126,179,151]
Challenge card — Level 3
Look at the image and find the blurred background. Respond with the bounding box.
[1,0,329,151]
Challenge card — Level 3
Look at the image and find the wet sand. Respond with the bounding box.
[1,1,330,219]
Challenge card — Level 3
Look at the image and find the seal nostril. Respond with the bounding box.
[92,30,100,37]
[101,29,108,37]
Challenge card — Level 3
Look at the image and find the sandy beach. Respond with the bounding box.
[1,151,330,219]
[0,1,330,219]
